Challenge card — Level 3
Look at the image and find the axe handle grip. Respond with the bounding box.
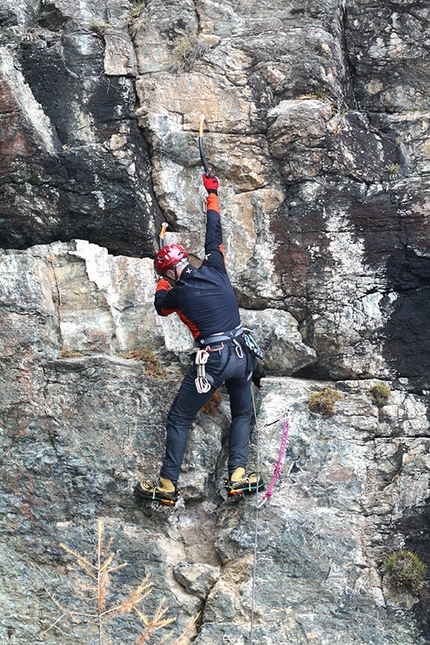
[198,115,210,177]
[199,138,210,177]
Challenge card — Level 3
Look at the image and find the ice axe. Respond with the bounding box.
[158,221,168,249]
[198,114,211,177]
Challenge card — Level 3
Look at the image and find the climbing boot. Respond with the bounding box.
[134,476,179,506]
[224,467,264,497]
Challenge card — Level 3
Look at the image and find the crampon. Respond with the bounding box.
[134,479,179,507]
[224,468,264,497]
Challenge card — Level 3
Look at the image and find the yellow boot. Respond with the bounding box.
[134,476,179,506]
[225,467,264,496]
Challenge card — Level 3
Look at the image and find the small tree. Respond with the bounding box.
[42,520,197,644]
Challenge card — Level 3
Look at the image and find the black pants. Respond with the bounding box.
[160,341,257,484]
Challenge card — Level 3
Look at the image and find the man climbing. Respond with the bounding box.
[134,172,264,506]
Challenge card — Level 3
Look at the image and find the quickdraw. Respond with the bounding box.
[257,418,289,509]
[194,348,211,394]
[242,329,264,360]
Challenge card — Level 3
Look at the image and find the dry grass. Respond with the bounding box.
[201,388,222,414]
[308,387,343,417]
[168,33,209,73]
[124,349,167,379]
[59,349,84,358]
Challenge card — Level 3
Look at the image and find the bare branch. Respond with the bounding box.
[170,612,200,645]
[60,543,97,578]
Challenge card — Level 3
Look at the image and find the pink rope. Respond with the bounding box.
[259,419,289,507]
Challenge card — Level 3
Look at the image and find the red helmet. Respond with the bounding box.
[154,244,188,275]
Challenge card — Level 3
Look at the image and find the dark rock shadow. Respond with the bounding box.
[382,249,430,391]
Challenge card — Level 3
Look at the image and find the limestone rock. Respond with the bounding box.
[0,19,159,256]
[0,0,430,643]
[103,27,137,77]
[173,561,220,600]
[240,307,317,376]
[345,0,430,112]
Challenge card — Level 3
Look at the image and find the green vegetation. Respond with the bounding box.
[129,1,147,18]
[308,387,342,417]
[370,383,391,407]
[299,87,330,102]
[313,87,329,101]
[386,162,401,178]
[385,550,426,592]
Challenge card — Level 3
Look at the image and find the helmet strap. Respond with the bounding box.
[165,258,188,284]
[164,267,178,285]
[173,258,188,282]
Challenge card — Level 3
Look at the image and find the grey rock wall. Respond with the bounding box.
[0,0,429,644]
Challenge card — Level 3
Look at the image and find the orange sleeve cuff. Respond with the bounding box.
[156,278,170,292]
[207,193,219,212]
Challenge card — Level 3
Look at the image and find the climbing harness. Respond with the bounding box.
[249,394,291,645]
[194,348,212,394]
[198,114,210,177]
[199,325,243,345]
[194,325,248,393]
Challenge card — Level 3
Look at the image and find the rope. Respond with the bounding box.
[249,394,290,644]
[249,386,260,645]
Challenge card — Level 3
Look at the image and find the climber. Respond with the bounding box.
[134,172,264,506]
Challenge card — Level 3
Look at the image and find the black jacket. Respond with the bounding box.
[155,193,241,342]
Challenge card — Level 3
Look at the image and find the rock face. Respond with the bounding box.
[0,1,429,644]
[0,1,159,256]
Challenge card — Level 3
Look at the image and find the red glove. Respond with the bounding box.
[202,172,219,194]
